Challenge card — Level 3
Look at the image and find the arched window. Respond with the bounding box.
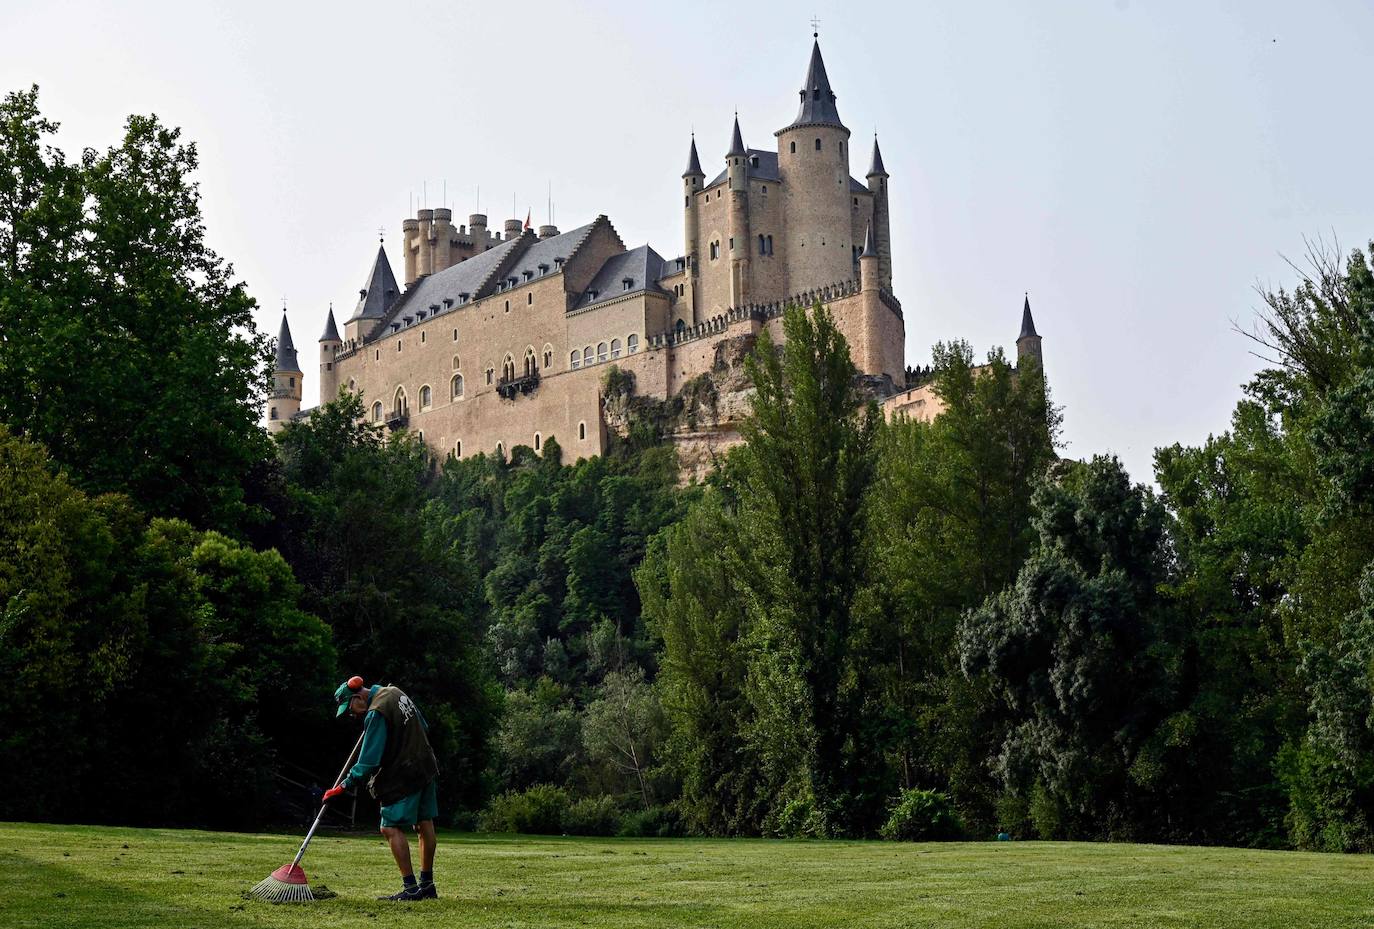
[534,432,542,451]
[758,233,766,254]
[419,385,432,410]
[578,422,586,441]
[451,374,464,399]
[452,355,461,370]
[393,386,408,415]
[524,347,537,377]
[596,342,608,363]
[543,345,553,369]
[502,354,515,381]
[485,367,494,385]
[766,235,773,255]
[675,319,687,337]
[814,137,821,151]
[627,334,639,354]
[571,350,581,370]
[790,141,796,153]
[610,338,621,359]
[347,379,356,392]
[583,346,593,366]
[372,401,383,422]
[495,442,504,459]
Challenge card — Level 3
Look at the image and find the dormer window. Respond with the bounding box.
[554,257,564,268]
[750,155,759,168]
[508,277,517,288]
[523,270,533,281]
[390,323,400,333]
[443,298,453,308]
[402,316,413,326]
[538,263,549,275]
[622,278,633,291]
[587,290,599,302]
[416,310,427,321]
[458,292,470,303]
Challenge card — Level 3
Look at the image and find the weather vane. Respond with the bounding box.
[810,15,820,37]
[377,226,385,243]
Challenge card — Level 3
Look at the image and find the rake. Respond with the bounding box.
[249,732,364,903]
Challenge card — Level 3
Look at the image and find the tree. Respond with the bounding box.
[960,456,1182,840]
[0,87,271,535]
[581,666,666,809]
[731,301,880,835]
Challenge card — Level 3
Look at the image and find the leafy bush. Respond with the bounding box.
[478,784,570,835]
[618,804,685,838]
[562,796,623,836]
[880,789,965,841]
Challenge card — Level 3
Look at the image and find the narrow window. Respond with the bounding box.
[375,349,380,360]
[527,293,533,305]
[534,433,542,451]
[729,237,734,251]
[420,331,426,343]
[758,234,765,254]
[373,401,383,421]
[451,374,464,399]
[420,385,432,410]
[269,407,278,420]
[579,422,586,441]
[543,347,552,368]
[496,442,504,459]
[455,439,462,458]
[504,300,509,313]
[397,339,402,352]
[288,376,295,388]
[790,141,796,153]
[417,430,424,442]
[815,138,821,151]
[453,329,458,341]
[486,367,494,385]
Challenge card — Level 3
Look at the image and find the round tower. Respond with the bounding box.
[319,304,342,403]
[416,209,434,277]
[776,38,854,295]
[1016,294,1044,371]
[268,310,303,435]
[682,134,705,323]
[468,213,489,251]
[725,115,752,307]
[401,217,419,285]
[866,135,892,291]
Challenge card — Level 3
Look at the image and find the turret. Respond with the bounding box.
[503,217,523,240]
[432,208,453,273]
[726,115,752,307]
[416,209,434,278]
[775,39,854,294]
[681,134,704,321]
[319,304,342,403]
[859,222,879,292]
[468,213,489,252]
[1016,294,1044,371]
[401,217,419,284]
[268,311,303,435]
[866,135,892,290]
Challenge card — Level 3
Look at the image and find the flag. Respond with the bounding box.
[524,210,531,231]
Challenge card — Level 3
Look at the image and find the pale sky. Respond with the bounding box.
[5,0,1372,484]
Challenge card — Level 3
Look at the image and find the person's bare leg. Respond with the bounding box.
[381,825,414,877]
[415,820,436,873]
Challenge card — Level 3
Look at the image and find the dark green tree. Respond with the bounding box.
[0,87,271,535]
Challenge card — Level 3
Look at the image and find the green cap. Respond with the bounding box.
[334,676,366,717]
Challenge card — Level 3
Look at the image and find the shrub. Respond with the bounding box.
[562,796,623,836]
[618,804,685,838]
[478,784,570,835]
[879,789,965,841]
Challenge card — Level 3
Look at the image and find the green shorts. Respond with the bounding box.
[379,780,438,828]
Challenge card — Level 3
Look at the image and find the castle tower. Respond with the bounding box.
[268,311,302,435]
[682,134,704,322]
[319,304,342,403]
[866,136,892,290]
[432,208,453,273]
[859,221,879,292]
[344,243,401,344]
[1016,294,1044,370]
[726,115,752,307]
[776,38,853,295]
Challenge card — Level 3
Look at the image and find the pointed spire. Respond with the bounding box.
[867,135,888,177]
[275,311,300,372]
[726,113,746,157]
[861,221,877,258]
[347,242,401,322]
[319,304,340,343]
[1019,293,1039,340]
[785,39,844,130]
[683,134,704,177]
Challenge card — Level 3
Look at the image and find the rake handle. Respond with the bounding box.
[290,731,364,870]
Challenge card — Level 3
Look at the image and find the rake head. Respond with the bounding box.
[249,863,315,903]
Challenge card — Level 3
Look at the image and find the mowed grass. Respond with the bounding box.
[1,822,1372,928]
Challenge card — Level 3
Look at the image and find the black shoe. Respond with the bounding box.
[378,885,424,902]
[417,882,438,899]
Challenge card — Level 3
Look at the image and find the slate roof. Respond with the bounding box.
[497,221,596,287]
[706,147,869,194]
[319,306,340,342]
[782,40,845,131]
[1019,295,1039,340]
[275,312,300,372]
[376,234,524,334]
[575,245,667,311]
[683,136,703,177]
[346,244,401,323]
[868,136,887,176]
[727,115,746,157]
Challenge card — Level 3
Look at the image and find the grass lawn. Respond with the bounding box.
[1,822,1371,928]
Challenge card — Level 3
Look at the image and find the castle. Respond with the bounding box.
[267,39,1043,470]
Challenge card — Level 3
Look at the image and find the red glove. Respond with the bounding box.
[323,784,348,802]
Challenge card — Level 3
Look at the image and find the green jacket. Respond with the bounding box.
[343,685,439,804]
